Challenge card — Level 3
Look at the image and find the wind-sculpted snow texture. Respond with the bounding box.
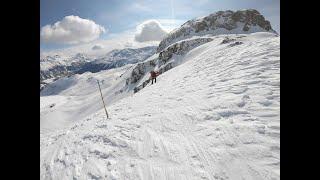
[41,32,280,180]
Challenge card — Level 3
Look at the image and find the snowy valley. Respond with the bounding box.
[40,9,280,180]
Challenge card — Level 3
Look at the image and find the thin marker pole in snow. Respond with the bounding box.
[97,80,109,119]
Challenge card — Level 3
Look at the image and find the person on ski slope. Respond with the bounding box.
[150,70,159,84]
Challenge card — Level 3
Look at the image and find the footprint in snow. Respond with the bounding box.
[203,114,221,121]
[237,101,246,108]
[96,124,108,129]
[258,100,273,106]
[218,110,249,118]
[230,87,248,94]
[89,150,110,159]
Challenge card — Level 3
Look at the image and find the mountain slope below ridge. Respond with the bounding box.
[40,32,280,180]
[40,35,250,133]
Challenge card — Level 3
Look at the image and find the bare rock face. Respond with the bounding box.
[157,9,276,52]
[159,37,213,66]
[126,59,157,85]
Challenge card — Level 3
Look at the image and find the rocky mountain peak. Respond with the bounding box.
[157,9,276,52]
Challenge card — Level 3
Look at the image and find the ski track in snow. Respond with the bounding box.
[40,33,280,180]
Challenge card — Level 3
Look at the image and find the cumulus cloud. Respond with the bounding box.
[134,20,168,42]
[40,15,106,44]
[92,44,104,50]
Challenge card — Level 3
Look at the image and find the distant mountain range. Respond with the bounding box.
[40,46,157,90]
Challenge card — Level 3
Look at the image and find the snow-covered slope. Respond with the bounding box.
[40,32,280,179]
[40,64,136,133]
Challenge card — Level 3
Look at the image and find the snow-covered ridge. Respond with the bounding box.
[157,9,277,52]
[126,32,271,94]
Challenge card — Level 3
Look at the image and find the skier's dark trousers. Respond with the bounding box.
[152,77,156,84]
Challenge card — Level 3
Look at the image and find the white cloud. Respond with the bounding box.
[134,20,168,42]
[40,15,106,45]
[92,44,104,50]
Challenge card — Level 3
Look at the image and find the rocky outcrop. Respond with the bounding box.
[159,37,213,66]
[157,9,276,52]
[126,59,157,85]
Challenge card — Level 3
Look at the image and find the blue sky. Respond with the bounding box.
[40,0,279,51]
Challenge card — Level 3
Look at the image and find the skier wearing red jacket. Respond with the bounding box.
[150,70,159,84]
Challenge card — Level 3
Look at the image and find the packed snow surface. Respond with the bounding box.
[40,32,280,180]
